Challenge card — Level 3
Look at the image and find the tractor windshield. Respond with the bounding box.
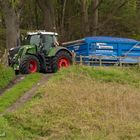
[26,35,40,46]
[21,34,58,47]
[21,34,40,46]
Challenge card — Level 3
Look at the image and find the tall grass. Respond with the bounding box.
[5,66,140,140]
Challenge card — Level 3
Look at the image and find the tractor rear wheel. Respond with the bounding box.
[19,55,40,74]
[51,51,72,72]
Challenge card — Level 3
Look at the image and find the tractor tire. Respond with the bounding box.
[51,51,72,72]
[19,55,40,74]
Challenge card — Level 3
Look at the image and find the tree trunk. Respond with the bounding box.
[92,0,99,35]
[37,0,55,31]
[0,0,20,49]
[61,0,67,36]
[81,0,90,36]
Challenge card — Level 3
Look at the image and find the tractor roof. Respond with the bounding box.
[27,31,58,36]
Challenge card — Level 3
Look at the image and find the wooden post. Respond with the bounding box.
[138,57,140,68]
[88,57,90,66]
[99,56,102,66]
[72,52,76,65]
[91,56,93,66]
[80,55,83,65]
[119,57,122,67]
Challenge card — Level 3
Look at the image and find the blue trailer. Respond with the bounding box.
[63,36,140,65]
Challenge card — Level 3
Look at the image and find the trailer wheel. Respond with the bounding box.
[51,51,72,72]
[19,55,40,74]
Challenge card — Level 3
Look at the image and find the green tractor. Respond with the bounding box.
[8,31,72,74]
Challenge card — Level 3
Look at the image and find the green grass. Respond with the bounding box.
[52,65,140,87]
[0,65,15,90]
[0,116,25,140]
[1,66,140,140]
[0,73,41,113]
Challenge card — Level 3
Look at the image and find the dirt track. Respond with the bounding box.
[4,74,53,114]
[0,75,25,96]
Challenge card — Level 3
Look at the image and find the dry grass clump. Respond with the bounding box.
[7,66,140,140]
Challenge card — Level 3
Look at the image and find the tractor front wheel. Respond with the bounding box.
[19,55,40,74]
[51,51,72,72]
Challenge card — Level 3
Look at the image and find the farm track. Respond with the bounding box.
[3,74,53,114]
[0,75,26,96]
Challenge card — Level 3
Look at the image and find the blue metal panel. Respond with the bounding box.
[84,36,138,44]
[65,36,140,64]
[66,43,89,56]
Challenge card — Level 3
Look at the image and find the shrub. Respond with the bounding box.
[0,64,15,90]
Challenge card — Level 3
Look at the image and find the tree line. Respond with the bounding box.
[0,0,140,50]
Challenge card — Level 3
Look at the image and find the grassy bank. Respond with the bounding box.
[2,66,140,139]
[0,65,15,90]
[0,73,41,113]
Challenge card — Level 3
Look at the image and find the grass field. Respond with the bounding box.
[1,66,139,140]
[0,65,15,90]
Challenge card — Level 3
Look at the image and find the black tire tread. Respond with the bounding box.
[19,55,40,74]
[51,51,72,72]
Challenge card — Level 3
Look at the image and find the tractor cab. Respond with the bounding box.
[23,31,59,53]
[24,32,58,46]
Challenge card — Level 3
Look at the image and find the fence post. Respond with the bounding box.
[88,57,90,66]
[91,56,93,66]
[99,56,102,66]
[119,57,122,67]
[72,52,76,65]
[80,55,83,65]
[138,57,140,68]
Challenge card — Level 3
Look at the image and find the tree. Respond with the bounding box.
[81,0,90,36]
[61,0,67,36]
[37,0,55,31]
[0,0,24,49]
[92,0,99,35]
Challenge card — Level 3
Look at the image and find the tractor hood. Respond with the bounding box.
[9,45,35,59]
[8,45,36,65]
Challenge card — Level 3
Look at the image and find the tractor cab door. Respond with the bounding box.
[41,35,54,55]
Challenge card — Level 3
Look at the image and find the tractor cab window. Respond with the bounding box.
[23,34,40,46]
[41,35,54,52]
[29,35,40,46]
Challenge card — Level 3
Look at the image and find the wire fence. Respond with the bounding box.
[73,54,140,67]
[0,51,140,68]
